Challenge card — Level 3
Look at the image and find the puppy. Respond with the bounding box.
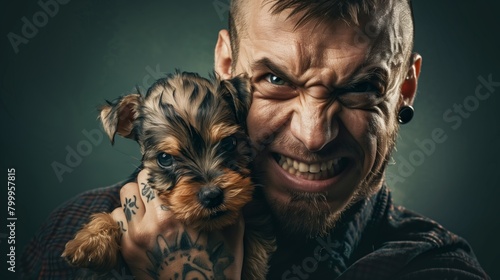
[62,72,275,279]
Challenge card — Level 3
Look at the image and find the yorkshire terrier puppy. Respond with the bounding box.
[62,72,275,279]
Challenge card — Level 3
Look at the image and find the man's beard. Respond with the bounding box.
[265,166,388,238]
[254,103,400,238]
[267,190,342,238]
[264,125,398,238]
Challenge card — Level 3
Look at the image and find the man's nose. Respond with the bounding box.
[290,98,339,152]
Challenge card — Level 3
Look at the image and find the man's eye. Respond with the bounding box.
[335,82,383,109]
[343,82,380,94]
[265,74,286,85]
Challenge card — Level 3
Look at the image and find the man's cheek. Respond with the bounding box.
[248,100,285,139]
[353,113,386,168]
[371,113,397,169]
[340,111,372,142]
[246,110,265,145]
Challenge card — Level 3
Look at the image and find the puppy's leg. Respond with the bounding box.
[242,215,276,280]
[62,213,121,272]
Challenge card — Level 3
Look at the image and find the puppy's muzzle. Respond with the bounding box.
[198,186,224,208]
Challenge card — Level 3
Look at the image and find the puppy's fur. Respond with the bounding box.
[62,72,275,279]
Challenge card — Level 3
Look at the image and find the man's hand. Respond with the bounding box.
[111,169,245,280]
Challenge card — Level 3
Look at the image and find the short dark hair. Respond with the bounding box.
[228,0,415,70]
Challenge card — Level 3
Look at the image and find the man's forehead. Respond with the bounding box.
[256,1,409,48]
[243,5,405,80]
[245,1,410,54]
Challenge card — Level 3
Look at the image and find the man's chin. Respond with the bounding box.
[267,191,344,238]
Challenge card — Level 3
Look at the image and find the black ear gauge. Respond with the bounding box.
[398,105,414,124]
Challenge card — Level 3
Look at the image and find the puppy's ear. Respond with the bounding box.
[99,93,143,144]
[219,75,252,126]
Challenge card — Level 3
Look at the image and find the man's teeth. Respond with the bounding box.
[278,155,341,180]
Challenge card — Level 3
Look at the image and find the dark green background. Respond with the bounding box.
[1,0,499,278]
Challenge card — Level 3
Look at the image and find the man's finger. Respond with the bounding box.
[136,169,160,208]
[120,181,146,223]
[136,169,173,219]
[110,207,128,233]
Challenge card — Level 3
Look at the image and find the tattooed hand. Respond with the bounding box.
[111,170,245,280]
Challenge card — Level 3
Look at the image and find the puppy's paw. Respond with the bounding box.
[62,213,121,271]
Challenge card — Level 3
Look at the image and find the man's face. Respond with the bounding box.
[222,1,413,236]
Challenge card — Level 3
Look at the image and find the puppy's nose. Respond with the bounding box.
[198,186,224,208]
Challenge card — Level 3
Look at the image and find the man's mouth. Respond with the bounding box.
[274,154,349,181]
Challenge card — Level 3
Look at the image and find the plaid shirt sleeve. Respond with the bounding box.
[20,182,125,279]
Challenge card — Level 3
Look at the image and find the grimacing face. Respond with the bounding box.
[215,1,421,236]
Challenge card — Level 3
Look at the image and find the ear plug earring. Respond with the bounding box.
[398,105,414,124]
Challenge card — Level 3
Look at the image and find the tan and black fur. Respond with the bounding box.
[62,72,275,279]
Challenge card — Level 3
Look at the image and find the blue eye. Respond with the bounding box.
[157,153,174,169]
[266,74,286,85]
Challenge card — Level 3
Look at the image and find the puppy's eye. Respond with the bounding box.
[220,136,237,152]
[157,153,174,169]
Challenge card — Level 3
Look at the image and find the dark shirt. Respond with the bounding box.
[20,182,490,279]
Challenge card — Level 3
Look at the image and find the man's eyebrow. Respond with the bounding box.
[342,66,389,89]
[251,57,389,91]
[250,57,295,83]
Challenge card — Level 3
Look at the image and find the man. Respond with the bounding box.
[21,0,490,279]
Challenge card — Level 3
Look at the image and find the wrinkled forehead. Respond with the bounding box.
[247,0,413,69]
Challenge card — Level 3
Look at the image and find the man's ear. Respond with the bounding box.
[400,53,422,106]
[99,93,143,144]
[214,29,233,80]
[219,75,252,127]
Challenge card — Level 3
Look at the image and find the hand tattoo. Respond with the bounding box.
[123,195,139,221]
[141,182,156,203]
[144,231,234,280]
[117,220,127,232]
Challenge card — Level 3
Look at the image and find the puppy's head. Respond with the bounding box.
[100,72,253,230]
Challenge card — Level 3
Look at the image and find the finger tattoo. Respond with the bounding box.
[117,220,127,232]
[123,195,139,221]
[141,182,156,203]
